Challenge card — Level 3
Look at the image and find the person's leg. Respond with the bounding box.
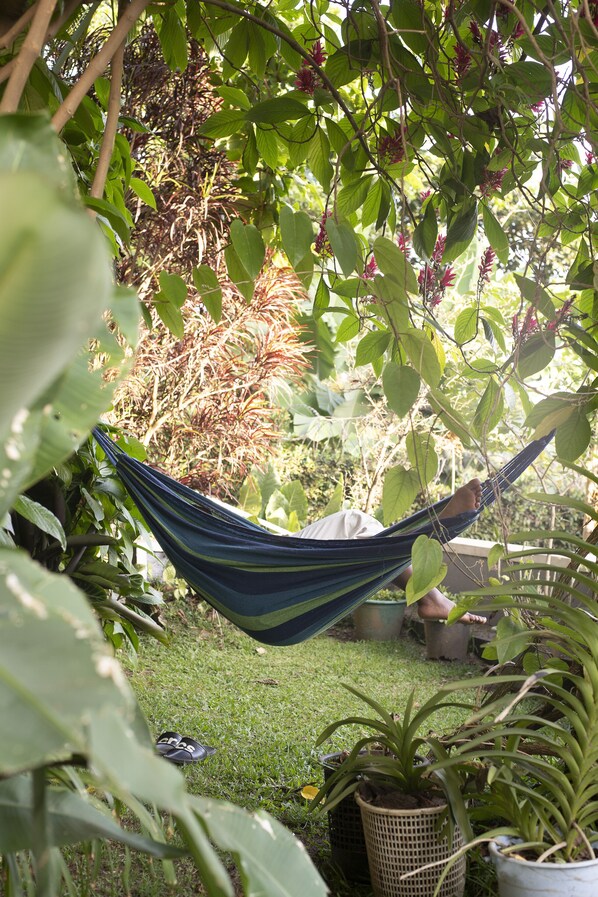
[393,566,486,624]
[395,478,486,624]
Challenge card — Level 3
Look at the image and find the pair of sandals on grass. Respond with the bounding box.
[156,731,217,765]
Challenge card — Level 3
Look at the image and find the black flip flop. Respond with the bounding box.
[155,731,182,755]
[164,736,208,765]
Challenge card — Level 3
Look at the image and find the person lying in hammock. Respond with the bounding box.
[295,477,487,625]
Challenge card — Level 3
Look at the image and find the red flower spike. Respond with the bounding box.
[311,40,326,66]
[295,67,318,94]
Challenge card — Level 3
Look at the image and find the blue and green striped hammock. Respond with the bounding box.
[93,428,553,646]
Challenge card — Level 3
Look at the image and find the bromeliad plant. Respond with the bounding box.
[312,683,473,835]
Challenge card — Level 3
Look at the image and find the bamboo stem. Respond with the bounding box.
[90,20,125,199]
[0,0,58,113]
[52,0,151,133]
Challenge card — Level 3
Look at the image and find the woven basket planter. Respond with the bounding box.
[356,793,466,897]
[320,753,370,882]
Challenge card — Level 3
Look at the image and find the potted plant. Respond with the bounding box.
[435,488,598,896]
[352,587,407,641]
[312,684,472,897]
[423,591,472,662]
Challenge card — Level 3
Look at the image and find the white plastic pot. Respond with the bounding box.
[489,839,598,897]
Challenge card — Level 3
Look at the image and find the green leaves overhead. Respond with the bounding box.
[443,202,478,263]
[230,219,265,280]
[280,205,314,268]
[246,96,309,124]
[454,307,479,345]
[382,362,421,417]
[193,265,222,323]
[406,431,438,485]
[401,328,443,387]
[481,203,509,265]
[326,218,358,276]
[373,237,418,294]
[517,332,555,378]
[308,127,334,190]
[154,271,187,338]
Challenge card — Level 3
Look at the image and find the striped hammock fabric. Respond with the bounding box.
[93,428,553,646]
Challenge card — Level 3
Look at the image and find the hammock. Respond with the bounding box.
[92,428,553,646]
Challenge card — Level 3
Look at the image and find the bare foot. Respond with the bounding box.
[417,587,487,625]
[439,478,482,519]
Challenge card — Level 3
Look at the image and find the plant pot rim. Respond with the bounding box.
[489,838,598,869]
[355,792,448,817]
[360,597,406,605]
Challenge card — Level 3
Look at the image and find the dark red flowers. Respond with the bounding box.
[418,235,455,308]
[295,41,327,94]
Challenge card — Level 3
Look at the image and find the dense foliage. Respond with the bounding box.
[0,0,596,894]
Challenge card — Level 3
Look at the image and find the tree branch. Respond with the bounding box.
[51,0,151,133]
[90,13,125,199]
[0,0,58,113]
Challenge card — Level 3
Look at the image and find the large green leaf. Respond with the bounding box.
[481,203,509,265]
[230,219,265,280]
[199,109,247,138]
[555,410,592,462]
[246,96,309,124]
[157,6,188,72]
[0,172,111,447]
[12,495,66,550]
[308,127,333,190]
[443,202,478,263]
[0,114,75,192]
[191,796,328,897]
[413,201,438,261]
[454,307,479,344]
[225,243,254,302]
[405,535,447,605]
[373,237,418,294]
[0,549,141,775]
[406,431,438,486]
[279,206,314,268]
[355,330,391,366]
[382,466,420,524]
[372,274,410,332]
[382,362,421,417]
[401,328,443,387]
[427,388,472,445]
[514,274,555,320]
[326,219,358,276]
[0,775,186,857]
[472,378,504,436]
[193,265,223,323]
[24,302,137,488]
[517,332,555,378]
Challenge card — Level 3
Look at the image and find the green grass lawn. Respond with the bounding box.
[106,599,496,897]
